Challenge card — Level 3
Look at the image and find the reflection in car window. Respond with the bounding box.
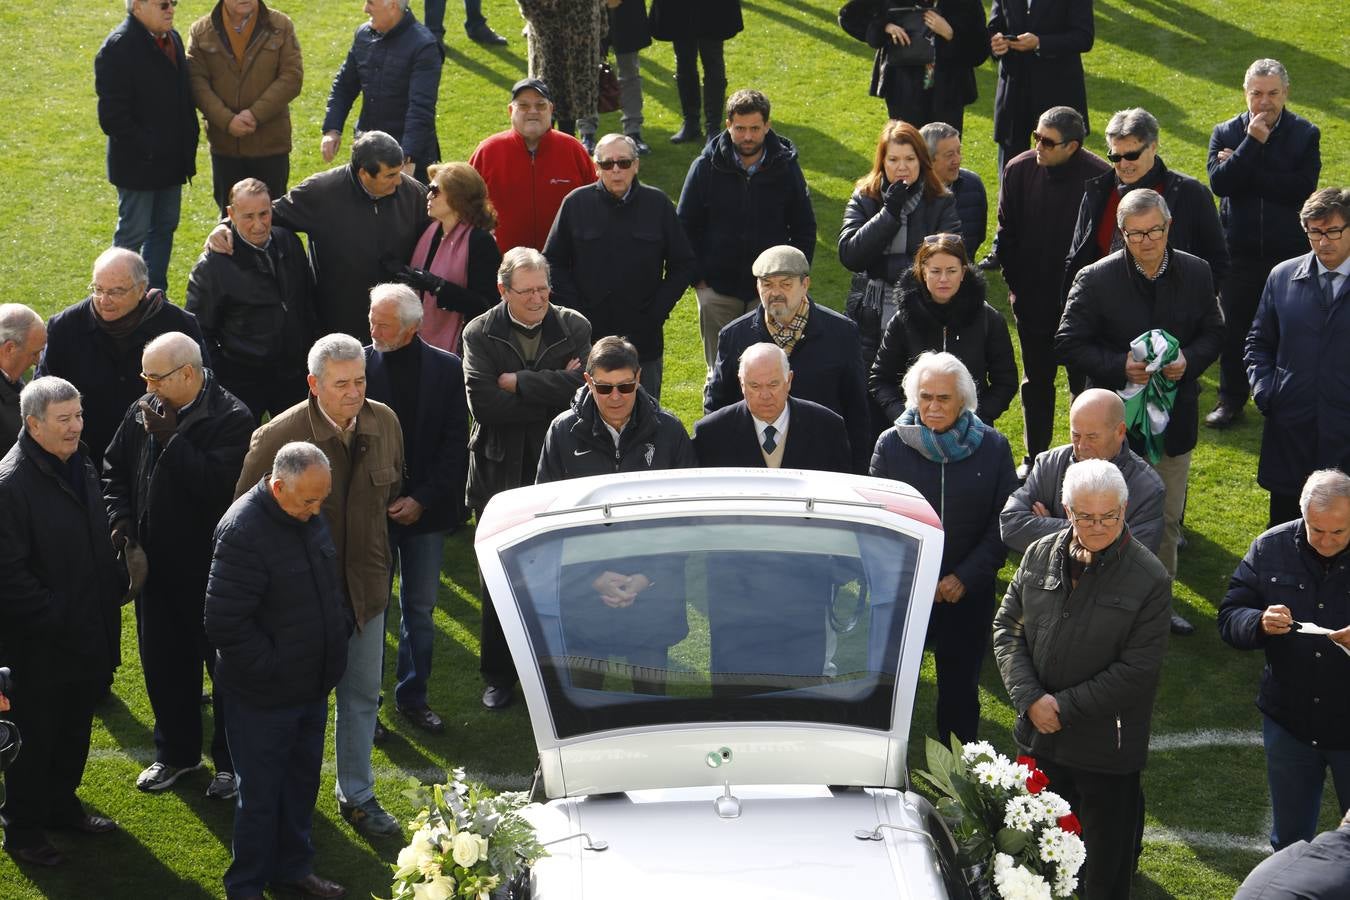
[499,515,920,739]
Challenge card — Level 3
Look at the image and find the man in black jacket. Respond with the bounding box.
[1205,59,1322,429]
[102,332,254,800]
[1056,190,1225,624]
[705,246,869,474]
[676,90,816,370]
[1218,468,1350,853]
[206,441,349,900]
[536,335,696,482]
[1065,107,1228,300]
[0,305,46,456]
[37,248,209,471]
[693,342,852,473]
[0,377,124,867]
[544,135,695,400]
[187,178,317,424]
[364,284,468,735]
[95,0,199,291]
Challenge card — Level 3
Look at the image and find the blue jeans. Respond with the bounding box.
[1264,715,1350,850]
[222,694,326,899]
[391,529,447,709]
[334,610,386,807]
[113,185,182,291]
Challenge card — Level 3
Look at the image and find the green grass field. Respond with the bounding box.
[0,0,1346,897]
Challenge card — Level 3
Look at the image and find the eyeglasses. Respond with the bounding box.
[591,380,638,396]
[141,0,178,8]
[1069,509,1123,528]
[89,283,135,299]
[1121,224,1168,244]
[1106,146,1151,163]
[923,233,965,246]
[1306,225,1347,242]
[426,183,440,198]
[140,363,187,383]
[596,158,635,170]
[508,285,549,297]
[1032,132,1068,149]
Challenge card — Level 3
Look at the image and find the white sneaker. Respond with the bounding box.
[205,771,238,800]
[136,761,203,792]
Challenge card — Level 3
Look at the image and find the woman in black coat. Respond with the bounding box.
[840,119,961,378]
[869,232,1017,427]
[869,351,1017,744]
[855,0,989,134]
[649,0,743,143]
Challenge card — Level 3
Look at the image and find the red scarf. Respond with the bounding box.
[155,34,178,68]
[411,220,472,354]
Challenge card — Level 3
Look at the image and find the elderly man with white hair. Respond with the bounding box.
[871,351,1016,746]
[103,332,254,799]
[235,333,404,837]
[0,304,46,455]
[994,457,1172,900]
[1219,468,1350,852]
[363,283,467,735]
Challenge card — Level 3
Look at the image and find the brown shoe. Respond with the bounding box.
[274,872,346,899]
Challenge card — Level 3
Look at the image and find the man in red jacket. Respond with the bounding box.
[469,78,596,253]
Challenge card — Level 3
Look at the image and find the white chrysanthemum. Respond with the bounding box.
[1053,870,1078,898]
[1004,795,1042,831]
[996,758,1030,791]
[1058,830,1087,873]
[1039,827,1068,862]
[1037,790,1071,819]
[961,740,999,765]
[973,761,1004,787]
[992,853,1053,900]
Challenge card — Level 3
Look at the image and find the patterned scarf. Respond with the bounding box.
[894,408,985,463]
[765,303,809,355]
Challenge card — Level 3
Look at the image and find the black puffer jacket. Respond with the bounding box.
[868,269,1017,425]
[205,479,352,709]
[0,433,125,687]
[185,225,317,372]
[993,528,1172,775]
[536,385,697,483]
[1218,519,1350,750]
[839,187,962,286]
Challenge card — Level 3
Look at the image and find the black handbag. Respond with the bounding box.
[598,61,621,114]
[883,5,935,66]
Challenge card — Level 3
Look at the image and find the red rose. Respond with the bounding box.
[1017,755,1037,770]
[1057,814,1082,836]
[1026,768,1050,794]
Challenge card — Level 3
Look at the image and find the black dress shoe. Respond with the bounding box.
[977,252,1001,271]
[274,872,346,899]
[8,843,65,866]
[670,121,702,144]
[467,23,507,46]
[1170,612,1196,636]
[482,685,514,710]
[1204,403,1243,429]
[627,134,651,156]
[55,813,117,834]
[397,704,445,734]
[372,719,389,744]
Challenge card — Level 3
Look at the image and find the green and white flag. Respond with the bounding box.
[1118,329,1179,464]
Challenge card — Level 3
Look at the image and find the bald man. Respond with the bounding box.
[1000,388,1166,557]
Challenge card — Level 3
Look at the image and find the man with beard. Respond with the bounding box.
[677,89,817,371]
[704,246,868,473]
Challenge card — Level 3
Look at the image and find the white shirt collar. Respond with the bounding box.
[751,403,790,443]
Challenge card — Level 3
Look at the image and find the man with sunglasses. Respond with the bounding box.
[95,0,200,293]
[995,106,1109,479]
[1205,59,1322,431]
[1246,189,1350,528]
[1065,108,1228,303]
[543,135,695,401]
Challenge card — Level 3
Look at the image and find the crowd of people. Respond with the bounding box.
[0,0,1346,897]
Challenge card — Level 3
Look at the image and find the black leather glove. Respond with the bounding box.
[397,265,449,296]
[139,399,177,440]
[110,518,133,550]
[882,179,909,217]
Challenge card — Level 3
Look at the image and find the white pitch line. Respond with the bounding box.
[1149,729,1263,752]
[1143,825,1271,855]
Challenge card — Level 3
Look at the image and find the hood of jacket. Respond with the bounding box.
[706,129,799,176]
[893,266,989,331]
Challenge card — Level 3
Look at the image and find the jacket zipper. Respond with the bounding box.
[1116,714,1122,750]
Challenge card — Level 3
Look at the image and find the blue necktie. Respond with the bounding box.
[762,425,777,454]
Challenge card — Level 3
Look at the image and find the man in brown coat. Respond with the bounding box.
[187,0,303,213]
[235,333,404,839]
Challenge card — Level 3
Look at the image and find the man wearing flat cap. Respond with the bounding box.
[705,245,870,473]
[469,78,597,253]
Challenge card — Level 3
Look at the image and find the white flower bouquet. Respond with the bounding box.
[385,767,547,900]
[914,738,1086,899]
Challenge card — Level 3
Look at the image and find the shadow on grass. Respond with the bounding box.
[442,43,526,94]
[1174,526,1241,606]
[95,690,154,755]
[23,827,219,899]
[741,0,861,56]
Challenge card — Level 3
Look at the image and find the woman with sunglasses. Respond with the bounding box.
[400,162,502,355]
[868,232,1017,428]
[839,120,961,394]
[870,351,1016,746]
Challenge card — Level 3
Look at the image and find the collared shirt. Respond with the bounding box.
[317,403,358,449]
[737,152,763,177]
[1314,255,1350,302]
[601,417,628,450]
[1131,247,1171,281]
[751,403,791,449]
[765,302,810,355]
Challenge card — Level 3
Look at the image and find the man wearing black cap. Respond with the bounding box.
[469,78,597,254]
[704,245,870,473]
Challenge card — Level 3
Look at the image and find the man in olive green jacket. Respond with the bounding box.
[234,333,405,839]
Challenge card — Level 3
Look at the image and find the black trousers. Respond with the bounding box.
[1012,312,1086,466]
[210,153,290,218]
[0,676,103,849]
[213,358,309,426]
[672,37,726,129]
[1036,759,1142,900]
[881,71,965,136]
[137,582,231,773]
[1217,255,1282,407]
[927,591,996,745]
[1270,492,1301,529]
[478,561,518,689]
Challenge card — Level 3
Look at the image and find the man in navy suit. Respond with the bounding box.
[693,342,851,473]
[364,283,468,735]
